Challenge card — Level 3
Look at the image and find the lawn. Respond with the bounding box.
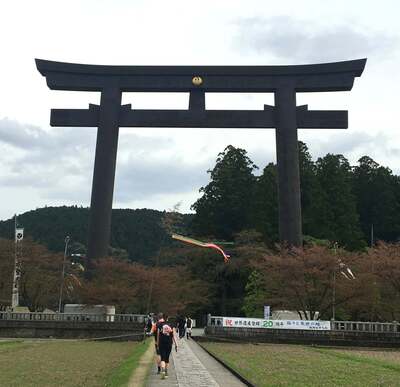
[0,339,149,387]
[201,342,400,386]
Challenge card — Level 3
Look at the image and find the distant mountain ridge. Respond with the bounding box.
[0,206,193,264]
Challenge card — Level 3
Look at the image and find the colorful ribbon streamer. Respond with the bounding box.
[172,234,230,262]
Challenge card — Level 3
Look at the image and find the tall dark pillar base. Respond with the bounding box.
[87,87,122,265]
[275,87,303,247]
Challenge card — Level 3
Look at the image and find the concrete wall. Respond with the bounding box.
[205,326,400,348]
[0,320,144,340]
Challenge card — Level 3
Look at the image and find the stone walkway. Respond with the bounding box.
[146,352,179,386]
[146,337,245,387]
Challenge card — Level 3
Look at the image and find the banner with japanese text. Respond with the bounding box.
[222,317,330,330]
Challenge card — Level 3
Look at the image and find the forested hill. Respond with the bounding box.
[0,206,192,263]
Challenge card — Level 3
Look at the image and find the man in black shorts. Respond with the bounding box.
[156,314,177,379]
[151,313,164,374]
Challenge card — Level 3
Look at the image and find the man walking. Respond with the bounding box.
[177,315,186,339]
[151,313,164,374]
[145,313,153,335]
[157,314,177,379]
[186,316,193,339]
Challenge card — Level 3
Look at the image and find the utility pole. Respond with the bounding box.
[58,236,70,313]
[370,223,374,247]
[11,215,23,310]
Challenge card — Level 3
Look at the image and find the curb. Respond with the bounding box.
[193,338,255,387]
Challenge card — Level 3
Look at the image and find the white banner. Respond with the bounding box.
[15,228,24,242]
[222,317,331,331]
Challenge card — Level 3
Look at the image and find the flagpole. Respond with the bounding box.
[11,214,19,310]
[11,215,24,310]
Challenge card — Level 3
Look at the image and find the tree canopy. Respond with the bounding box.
[191,142,400,249]
[191,145,257,240]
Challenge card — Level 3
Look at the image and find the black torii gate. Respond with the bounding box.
[36,58,366,263]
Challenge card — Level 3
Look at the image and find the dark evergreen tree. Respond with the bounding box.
[314,154,365,249]
[252,163,279,243]
[353,156,400,243]
[298,142,326,239]
[252,142,323,244]
[191,145,258,239]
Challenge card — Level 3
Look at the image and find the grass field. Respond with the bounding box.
[0,339,149,387]
[201,342,400,386]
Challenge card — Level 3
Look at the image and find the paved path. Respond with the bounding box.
[146,337,245,387]
[146,351,178,387]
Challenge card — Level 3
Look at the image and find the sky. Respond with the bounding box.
[0,0,399,221]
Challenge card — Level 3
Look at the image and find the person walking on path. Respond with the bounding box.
[186,316,193,339]
[145,313,153,335]
[151,313,164,374]
[177,315,186,339]
[157,314,178,380]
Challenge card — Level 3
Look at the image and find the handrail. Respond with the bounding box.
[207,315,400,333]
[332,320,400,333]
[0,312,146,323]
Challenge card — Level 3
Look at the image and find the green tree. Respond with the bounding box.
[191,145,258,239]
[353,156,400,243]
[314,154,365,250]
[242,270,267,318]
[252,163,279,243]
[251,142,326,245]
[298,142,326,239]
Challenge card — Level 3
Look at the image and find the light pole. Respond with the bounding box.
[58,236,70,313]
[332,242,338,321]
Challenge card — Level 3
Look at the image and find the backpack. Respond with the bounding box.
[161,323,173,336]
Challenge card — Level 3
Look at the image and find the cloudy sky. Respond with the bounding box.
[0,0,399,221]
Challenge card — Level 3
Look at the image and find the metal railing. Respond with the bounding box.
[0,312,146,323]
[332,320,400,333]
[208,315,224,326]
[207,315,400,333]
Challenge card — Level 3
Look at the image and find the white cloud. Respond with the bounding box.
[233,16,399,63]
[0,118,215,219]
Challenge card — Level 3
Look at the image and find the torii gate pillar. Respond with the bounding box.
[87,87,121,260]
[275,87,302,246]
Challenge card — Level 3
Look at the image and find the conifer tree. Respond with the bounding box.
[252,163,279,243]
[315,154,365,249]
[353,156,400,243]
[191,145,257,239]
